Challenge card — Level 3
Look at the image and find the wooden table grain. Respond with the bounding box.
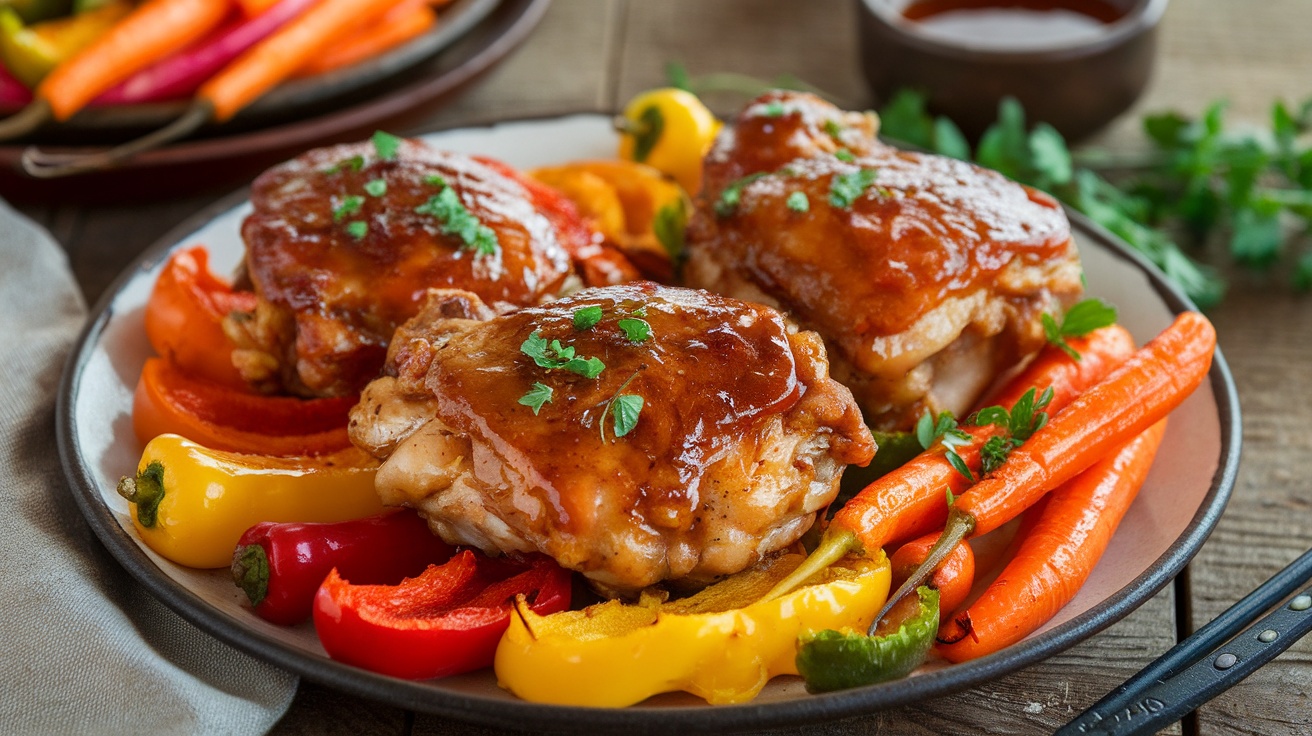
[28,0,1312,733]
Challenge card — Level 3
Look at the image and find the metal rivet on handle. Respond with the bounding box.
[1291,594,1311,612]
[1258,629,1278,643]
[1214,653,1238,670]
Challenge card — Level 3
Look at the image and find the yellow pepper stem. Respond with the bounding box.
[757,527,856,604]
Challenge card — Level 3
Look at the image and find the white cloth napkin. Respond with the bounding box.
[0,200,297,735]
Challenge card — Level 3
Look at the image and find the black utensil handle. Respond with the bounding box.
[1062,586,1312,736]
[1057,548,1312,736]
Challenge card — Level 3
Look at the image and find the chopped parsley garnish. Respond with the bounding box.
[617,317,651,343]
[824,119,844,140]
[333,195,364,222]
[630,305,647,317]
[372,130,402,161]
[518,382,553,415]
[424,174,446,187]
[1041,298,1119,360]
[599,371,644,441]
[834,148,855,163]
[323,155,364,175]
[762,100,785,117]
[974,387,1054,474]
[415,186,499,257]
[715,172,769,217]
[573,305,603,331]
[520,331,605,379]
[916,411,974,481]
[364,178,387,197]
[828,168,879,208]
[345,221,368,240]
[786,191,810,213]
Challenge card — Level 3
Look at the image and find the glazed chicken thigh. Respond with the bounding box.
[686,92,1084,429]
[229,137,619,398]
[349,282,875,595]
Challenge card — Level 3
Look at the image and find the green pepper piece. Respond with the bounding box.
[796,585,940,692]
[833,430,924,509]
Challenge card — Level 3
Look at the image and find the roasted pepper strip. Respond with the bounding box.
[494,552,891,706]
[132,358,355,456]
[232,509,455,626]
[145,245,257,391]
[796,585,940,693]
[117,434,383,569]
[314,552,573,680]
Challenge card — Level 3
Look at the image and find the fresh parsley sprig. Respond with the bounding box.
[916,411,974,481]
[518,382,553,415]
[973,387,1054,474]
[415,183,500,257]
[599,371,644,441]
[520,331,605,379]
[1041,298,1118,360]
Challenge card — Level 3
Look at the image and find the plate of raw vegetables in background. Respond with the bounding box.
[0,0,549,199]
[57,112,1241,732]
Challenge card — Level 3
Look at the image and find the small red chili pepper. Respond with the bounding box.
[231,509,454,626]
[313,551,573,680]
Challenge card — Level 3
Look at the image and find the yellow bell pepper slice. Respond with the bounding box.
[495,551,891,706]
[116,434,383,569]
[616,87,721,194]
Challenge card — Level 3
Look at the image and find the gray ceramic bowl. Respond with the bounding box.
[856,0,1169,142]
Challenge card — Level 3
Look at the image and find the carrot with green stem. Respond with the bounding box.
[22,0,408,178]
[0,0,231,139]
[935,419,1168,660]
[761,323,1137,603]
[872,311,1213,630]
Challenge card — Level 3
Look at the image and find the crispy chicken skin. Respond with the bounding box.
[685,91,1084,429]
[349,283,875,595]
[232,138,620,398]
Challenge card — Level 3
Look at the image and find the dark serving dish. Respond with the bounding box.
[855,0,1169,142]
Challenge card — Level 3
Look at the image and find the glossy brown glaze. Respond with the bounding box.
[355,282,875,592]
[239,139,577,396]
[699,91,1071,338]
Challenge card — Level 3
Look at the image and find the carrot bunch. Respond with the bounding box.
[778,311,1216,676]
[0,0,451,144]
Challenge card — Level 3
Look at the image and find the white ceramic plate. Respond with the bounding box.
[58,115,1241,733]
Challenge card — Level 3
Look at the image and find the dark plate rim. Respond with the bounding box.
[56,115,1241,734]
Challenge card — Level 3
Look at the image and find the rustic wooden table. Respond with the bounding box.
[24,0,1312,733]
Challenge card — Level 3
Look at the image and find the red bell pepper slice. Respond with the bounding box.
[313,551,573,680]
[132,357,355,456]
[231,509,456,626]
[145,245,258,391]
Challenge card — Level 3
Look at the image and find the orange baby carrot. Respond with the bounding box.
[201,0,405,121]
[38,0,231,120]
[761,325,1136,602]
[296,0,435,77]
[891,533,975,624]
[876,312,1213,625]
[935,420,1168,661]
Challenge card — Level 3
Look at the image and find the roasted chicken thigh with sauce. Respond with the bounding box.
[348,282,875,595]
[685,92,1084,429]
[229,136,636,398]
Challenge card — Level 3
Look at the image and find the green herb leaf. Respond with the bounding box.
[346,221,368,240]
[1029,123,1072,187]
[762,100,785,117]
[415,186,499,256]
[364,179,387,197]
[1294,251,1312,291]
[715,172,769,217]
[1230,205,1283,267]
[824,119,844,141]
[518,382,553,415]
[946,452,974,483]
[618,317,652,343]
[786,191,810,213]
[878,88,935,150]
[834,148,856,163]
[611,394,644,437]
[1042,298,1119,360]
[631,105,664,163]
[520,331,606,378]
[424,174,446,187]
[323,155,364,175]
[372,130,402,161]
[665,61,692,91]
[829,168,879,208]
[933,117,970,160]
[333,195,364,222]
[573,305,603,331]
